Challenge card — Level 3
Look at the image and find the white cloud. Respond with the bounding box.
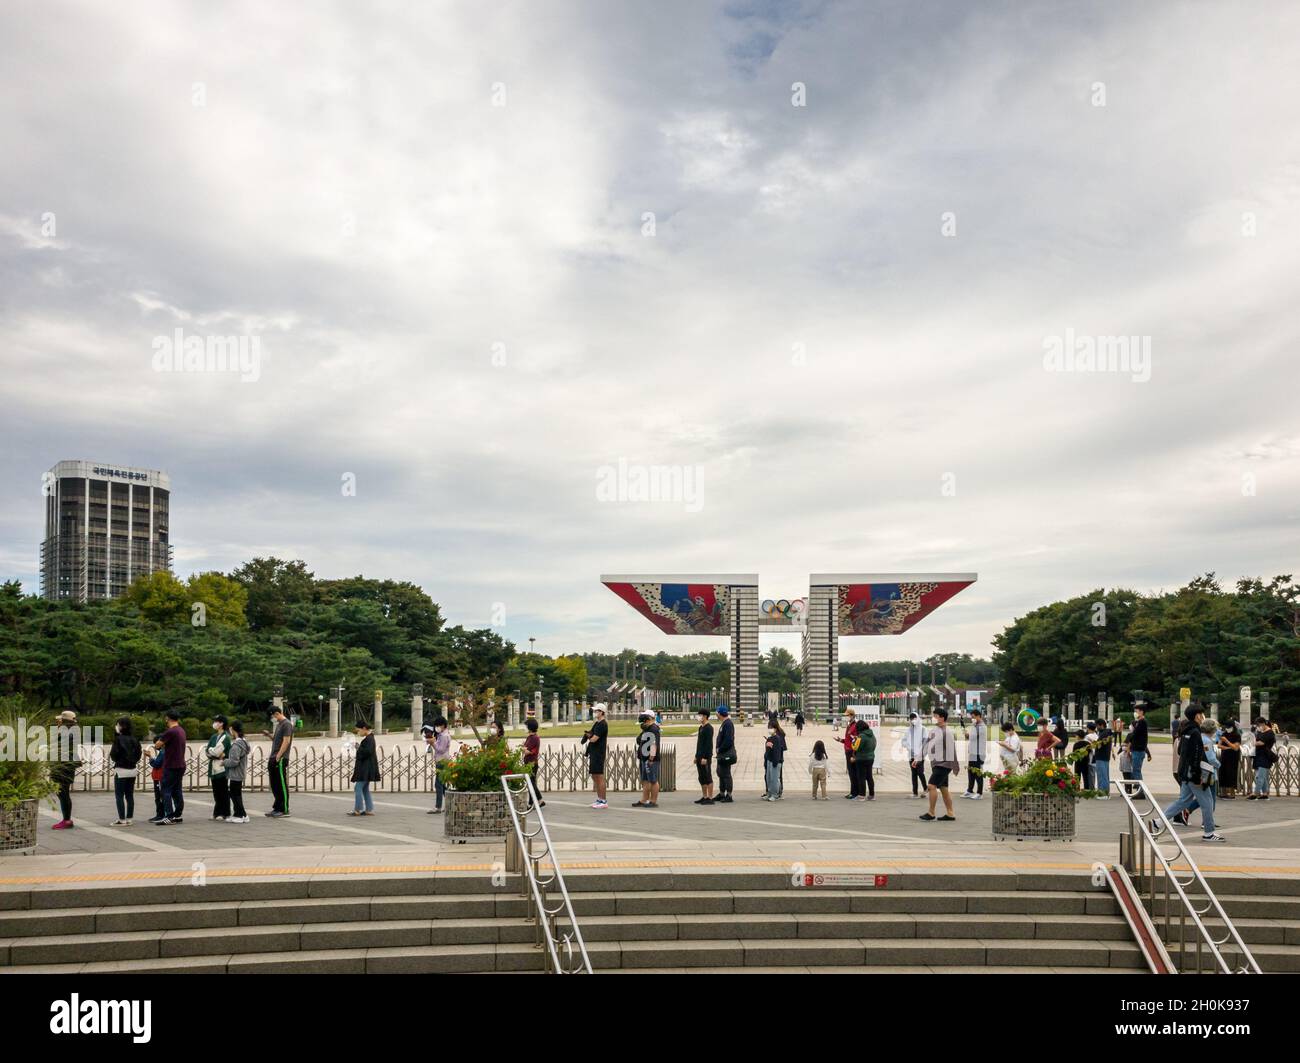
[1,0,1298,663]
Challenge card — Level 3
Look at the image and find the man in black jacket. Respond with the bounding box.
[1126,704,1149,780]
[714,706,736,803]
[694,709,714,805]
[1163,704,1207,829]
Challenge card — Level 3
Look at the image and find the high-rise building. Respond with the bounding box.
[40,460,173,602]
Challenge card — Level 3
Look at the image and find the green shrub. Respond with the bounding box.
[0,696,57,810]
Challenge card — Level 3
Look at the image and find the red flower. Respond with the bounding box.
[1057,781,1066,789]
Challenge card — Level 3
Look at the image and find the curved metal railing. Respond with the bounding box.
[501,773,592,974]
[1113,778,1260,974]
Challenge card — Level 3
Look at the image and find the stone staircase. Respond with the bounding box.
[2,868,1297,973]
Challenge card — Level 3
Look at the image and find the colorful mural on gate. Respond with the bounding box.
[602,581,730,635]
[836,580,973,635]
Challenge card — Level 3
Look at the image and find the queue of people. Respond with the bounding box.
[49,709,290,829]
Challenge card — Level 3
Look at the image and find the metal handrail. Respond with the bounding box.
[1112,778,1261,973]
[501,773,592,974]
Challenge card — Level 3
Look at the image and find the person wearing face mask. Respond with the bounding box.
[714,706,736,803]
[222,721,251,823]
[349,720,380,816]
[762,721,787,801]
[904,712,928,798]
[426,717,452,815]
[205,715,233,821]
[109,716,143,826]
[632,711,661,808]
[919,708,960,822]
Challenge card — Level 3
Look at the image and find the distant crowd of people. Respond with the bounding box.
[43,698,1288,834]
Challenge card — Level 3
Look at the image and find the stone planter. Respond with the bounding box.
[991,791,1076,841]
[0,798,39,853]
[444,788,517,839]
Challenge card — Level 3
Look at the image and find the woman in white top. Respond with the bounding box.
[1241,726,1257,795]
[996,722,1022,772]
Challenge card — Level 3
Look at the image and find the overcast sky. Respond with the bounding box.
[2,1,1298,664]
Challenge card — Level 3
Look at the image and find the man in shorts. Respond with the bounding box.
[693,708,714,805]
[920,707,959,822]
[581,704,608,808]
[633,710,661,807]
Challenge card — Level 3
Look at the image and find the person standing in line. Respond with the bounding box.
[222,721,251,823]
[1248,719,1274,801]
[49,710,81,831]
[264,706,294,818]
[1217,720,1241,799]
[905,712,928,799]
[1093,718,1113,798]
[714,706,736,803]
[1127,705,1149,781]
[1071,730,1093,790]
[964,709,987,800]
[109,716,142,827]
[919,708,959,822]
[763,721,788,800]
[996,719,1022,773]
[581,705,609,809]
[206,715,232,821]
[1034,717,1060,760]
[522,717,545,808]
[426,717,451,814]
[1052,716,1069,763]
[1240,722,1256,796]
[851,717,876,801]
[807,740,833,800]
[154,710,187,826]
[633,710,661,808]
[693,709,714,805]
[793,710,805,737]
[148,745,166,823]
[348,720,380,816]
[841,708,859,799]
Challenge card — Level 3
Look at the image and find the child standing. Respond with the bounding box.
[807,740,833,800]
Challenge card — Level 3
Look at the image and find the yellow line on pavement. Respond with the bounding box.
[2,857,1298,886]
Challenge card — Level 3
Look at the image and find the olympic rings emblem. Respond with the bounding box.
[761,598,807,619]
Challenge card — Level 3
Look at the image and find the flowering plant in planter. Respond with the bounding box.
[437,741,529,792]
[981,743,1103,799]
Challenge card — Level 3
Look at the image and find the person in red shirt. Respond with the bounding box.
[523,717,545,808]
[841,709,859,799]
[1034,717,1060,760]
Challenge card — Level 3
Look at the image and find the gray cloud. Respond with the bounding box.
[2,0,1298,664]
